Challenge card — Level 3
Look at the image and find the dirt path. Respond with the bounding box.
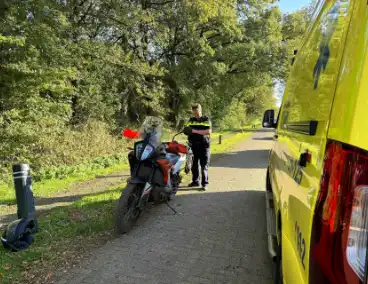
[56,129,275,284]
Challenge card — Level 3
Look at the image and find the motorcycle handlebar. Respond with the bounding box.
[171,127,192,142]
[172,131,183,142]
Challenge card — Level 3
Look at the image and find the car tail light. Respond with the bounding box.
[309,142,368,284]
[347,186,368,280]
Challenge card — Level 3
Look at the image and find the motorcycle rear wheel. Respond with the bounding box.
[114,183,143,234]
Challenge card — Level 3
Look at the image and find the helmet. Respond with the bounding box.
[142,116,163,133]
[1,218,35,252]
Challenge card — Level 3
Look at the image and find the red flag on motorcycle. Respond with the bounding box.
[122,129,141,139]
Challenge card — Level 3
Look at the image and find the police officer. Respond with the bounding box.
[186,104,212,190]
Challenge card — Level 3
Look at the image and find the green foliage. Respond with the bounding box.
[34,153,127,181]
[0,119,128,184]
[0,0,311,184]
[217,100,247,130]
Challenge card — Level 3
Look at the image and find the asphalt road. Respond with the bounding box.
[57,129,275,284]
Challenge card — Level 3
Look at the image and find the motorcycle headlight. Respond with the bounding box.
[135,142,144,159]
[141,144,154,160]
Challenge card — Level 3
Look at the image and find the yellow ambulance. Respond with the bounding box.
[263,0,368,283]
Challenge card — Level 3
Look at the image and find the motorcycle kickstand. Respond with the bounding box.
[165,199,177,214]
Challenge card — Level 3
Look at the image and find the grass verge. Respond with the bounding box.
[0,164,129,206]
[0,185,122,284]
[0,130,254,284]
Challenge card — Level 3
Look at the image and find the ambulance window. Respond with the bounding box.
[280,0,351,136]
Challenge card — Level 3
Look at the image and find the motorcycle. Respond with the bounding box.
[115,116,193,234]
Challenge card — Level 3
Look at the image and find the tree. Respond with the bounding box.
[0,0,292,179]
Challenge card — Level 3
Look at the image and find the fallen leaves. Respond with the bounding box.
[45,273,52,281]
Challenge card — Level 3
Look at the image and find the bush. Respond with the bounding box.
[217,100,248,131]
[0,119,129,183]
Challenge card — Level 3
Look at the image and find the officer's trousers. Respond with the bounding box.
[191,145,210,186]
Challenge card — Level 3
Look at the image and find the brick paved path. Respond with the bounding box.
[57,130,274,284]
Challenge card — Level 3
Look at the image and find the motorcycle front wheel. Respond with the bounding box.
[114,183,143,234]
[152,187,170,204]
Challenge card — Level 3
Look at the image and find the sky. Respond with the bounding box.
[278,0,312,13]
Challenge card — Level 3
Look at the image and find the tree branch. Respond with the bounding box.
[227,69,248,74]
[206,33,222,40]
[77,2,94,25]
[149,0,175,6]
[73,0,88,16]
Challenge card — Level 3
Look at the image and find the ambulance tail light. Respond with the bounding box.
[309,142,368,284]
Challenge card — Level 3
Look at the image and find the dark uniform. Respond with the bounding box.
[186,116,212,187]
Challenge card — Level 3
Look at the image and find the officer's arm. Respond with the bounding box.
[192,129,211,135]
[192,119,212,135]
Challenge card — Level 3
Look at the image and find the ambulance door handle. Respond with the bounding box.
[299,151,311,168]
